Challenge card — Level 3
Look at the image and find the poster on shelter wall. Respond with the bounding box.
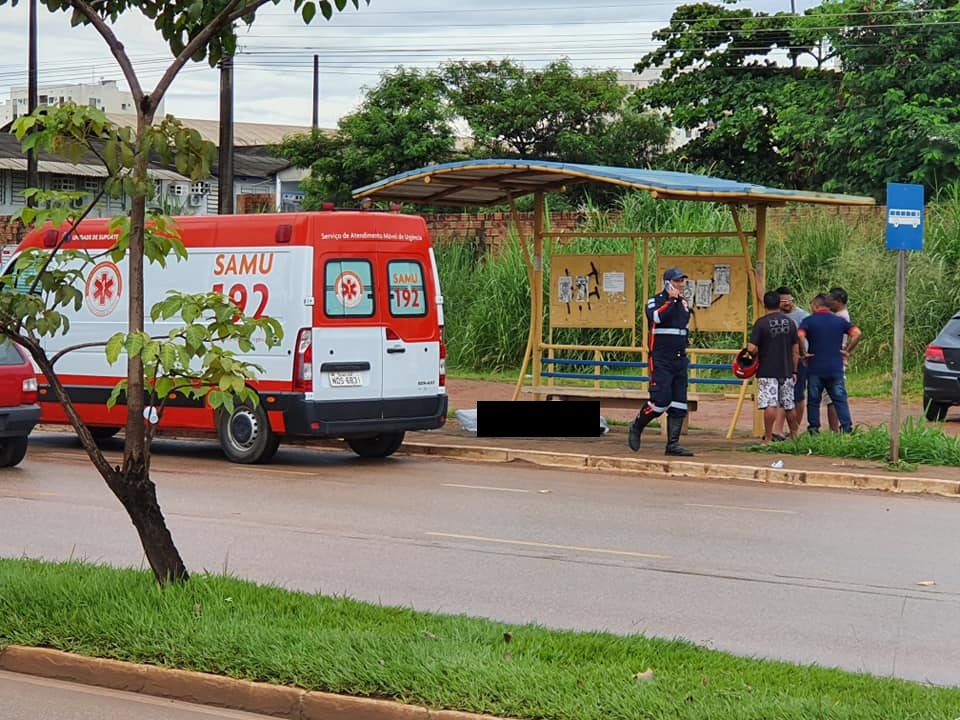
[655,255,748,333]
[550,253,635,328]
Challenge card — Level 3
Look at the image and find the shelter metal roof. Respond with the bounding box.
[353,159,876,207]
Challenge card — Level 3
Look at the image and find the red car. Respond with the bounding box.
[0,338,40,467]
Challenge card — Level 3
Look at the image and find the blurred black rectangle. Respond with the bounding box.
[477,401,601,437]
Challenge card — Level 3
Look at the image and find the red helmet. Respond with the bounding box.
[732,348,759,379]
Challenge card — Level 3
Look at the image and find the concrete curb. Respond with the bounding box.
[398,442,960,498]
[0,646,508,720]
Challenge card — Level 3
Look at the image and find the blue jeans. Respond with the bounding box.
[807,372,852,432]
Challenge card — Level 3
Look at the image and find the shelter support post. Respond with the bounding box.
[729,203,765,437]
[530,192,546,397]
[509,195,536,401]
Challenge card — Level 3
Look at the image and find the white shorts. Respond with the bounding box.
[757,377,796,410]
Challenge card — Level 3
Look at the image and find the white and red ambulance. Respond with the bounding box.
[10,211,448,463]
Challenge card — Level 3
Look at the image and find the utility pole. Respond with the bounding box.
[790,0,798,70]
[218,53,234,215]
[312,54,319,130]
[26,0,38,207]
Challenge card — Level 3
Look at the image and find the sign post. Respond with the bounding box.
[885,182,924,463]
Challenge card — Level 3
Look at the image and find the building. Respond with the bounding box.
[0,79,162,125]
[0,114,332,251]
[616,70,698,150]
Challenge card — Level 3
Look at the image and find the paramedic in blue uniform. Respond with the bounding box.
[628,267,694,456]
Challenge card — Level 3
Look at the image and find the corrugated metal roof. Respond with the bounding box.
[353,159,876,207]
[0,157,188,181]
[105,114,331,147]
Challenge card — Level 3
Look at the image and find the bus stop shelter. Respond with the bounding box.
[354,160,875,437]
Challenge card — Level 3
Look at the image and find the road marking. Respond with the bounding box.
[441,483,529,493]
[425,532,670,559]
[685,503,796,515]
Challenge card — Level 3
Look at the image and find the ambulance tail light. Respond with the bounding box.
[43,229,59,248]
[292,328,313,392]
[439,338,446,389]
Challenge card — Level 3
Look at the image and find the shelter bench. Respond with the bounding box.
[521,357,750,436]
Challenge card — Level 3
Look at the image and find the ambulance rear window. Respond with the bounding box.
[387,260,427,317]
[325,259,374,317]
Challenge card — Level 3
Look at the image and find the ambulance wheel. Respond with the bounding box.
[346,432,405,458]
[89,426,121,440]
[0,436,28,467]
[216,402,277,464]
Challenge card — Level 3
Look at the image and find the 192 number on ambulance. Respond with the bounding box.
[212,282,269,318]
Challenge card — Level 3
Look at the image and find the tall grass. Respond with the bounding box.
[434,193,960,378]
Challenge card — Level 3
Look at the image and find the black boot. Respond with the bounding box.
[628,406,658,451]
[665,414,694,456]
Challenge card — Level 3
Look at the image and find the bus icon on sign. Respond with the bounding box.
[888,208,922,228]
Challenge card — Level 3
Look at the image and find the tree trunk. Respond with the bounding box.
[110,105,188,584]
[109,461,188,583]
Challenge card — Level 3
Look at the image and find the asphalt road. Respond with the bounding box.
[2,432,959,687]
[0,670,280,719]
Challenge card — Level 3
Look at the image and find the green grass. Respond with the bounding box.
[2,559,959,718]
[750,417,960,467]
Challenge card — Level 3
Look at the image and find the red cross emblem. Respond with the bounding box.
[334,270,364,309]
[84,262,123,317]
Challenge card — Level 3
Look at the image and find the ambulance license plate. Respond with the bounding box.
[329,372,363,387]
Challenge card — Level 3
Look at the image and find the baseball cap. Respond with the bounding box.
[663,267,688,281]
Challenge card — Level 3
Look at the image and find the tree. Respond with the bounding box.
[275,67,455,208]
[635,0,960,198]
[807,0,960,197]
[275,59,671,209]
[632,2,836,188]
[442,58,637,160]
[0,0,367,584]
[555,106,671,168]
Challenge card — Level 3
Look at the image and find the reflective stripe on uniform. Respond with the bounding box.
[652,328,687,336]
[669,401,688,411]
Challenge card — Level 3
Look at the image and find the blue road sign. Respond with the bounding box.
[886,183,924,251]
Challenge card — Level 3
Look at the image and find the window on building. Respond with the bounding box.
[82,178,101,201]
[50,176,76,192]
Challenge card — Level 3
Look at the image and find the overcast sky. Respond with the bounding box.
[0,0,816,130]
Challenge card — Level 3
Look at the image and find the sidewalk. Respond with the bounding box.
[398,379,960,497]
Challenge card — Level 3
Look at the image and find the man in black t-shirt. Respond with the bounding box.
[746,290,800,443]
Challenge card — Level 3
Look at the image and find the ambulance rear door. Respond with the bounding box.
[381,255,441,402]
[315,256,384,405]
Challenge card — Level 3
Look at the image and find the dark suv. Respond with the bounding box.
[923,313,960,421]
[0,338,40,467]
